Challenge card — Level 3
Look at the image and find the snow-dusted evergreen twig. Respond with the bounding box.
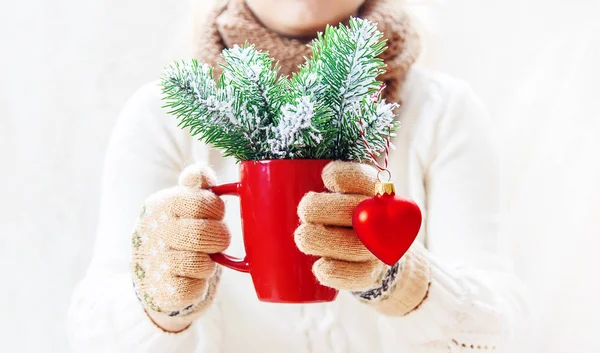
[268,96,322,158]
[301,17,388,160]
[219,45,290,129]
[161,60,257,160]
[160,18,398,162]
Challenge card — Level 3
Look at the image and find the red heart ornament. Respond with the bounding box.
[352,184,422,266]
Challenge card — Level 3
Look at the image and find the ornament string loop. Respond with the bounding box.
[377,169,392,183]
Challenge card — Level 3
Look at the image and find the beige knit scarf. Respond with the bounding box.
[192,0,420,104]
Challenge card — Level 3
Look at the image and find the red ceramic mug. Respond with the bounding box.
[209,159,338,303]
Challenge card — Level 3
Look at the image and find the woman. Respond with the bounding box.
[67,0,527,352]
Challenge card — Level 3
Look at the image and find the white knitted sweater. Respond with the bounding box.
[67,66,527,353]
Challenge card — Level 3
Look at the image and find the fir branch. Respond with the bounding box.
[161,59,257,160]
[220,44,288,127]
[307,18,388,158]
[160,18,399,163]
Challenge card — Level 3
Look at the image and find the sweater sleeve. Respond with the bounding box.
[67,83,206,353]
[377,80,528,352]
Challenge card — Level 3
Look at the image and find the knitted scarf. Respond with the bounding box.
[192,0,420,104]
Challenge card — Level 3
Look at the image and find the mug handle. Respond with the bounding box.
[209,182,251,273]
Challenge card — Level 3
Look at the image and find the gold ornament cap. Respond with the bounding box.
[375,182,395,196]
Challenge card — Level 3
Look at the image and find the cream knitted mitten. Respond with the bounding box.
[131,164,230,322]
[295,161,431,316]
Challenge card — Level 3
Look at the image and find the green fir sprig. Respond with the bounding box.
[161,17,400,162]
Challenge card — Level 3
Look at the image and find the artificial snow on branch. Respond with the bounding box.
[161,17,399,162]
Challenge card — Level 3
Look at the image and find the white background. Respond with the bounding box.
[1,0,599,352]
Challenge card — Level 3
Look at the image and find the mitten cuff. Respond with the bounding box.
[356,242,431,316]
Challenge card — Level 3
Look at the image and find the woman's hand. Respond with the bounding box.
[131,164,230,332]
[295,161,386,290]
[295,161,430,316]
